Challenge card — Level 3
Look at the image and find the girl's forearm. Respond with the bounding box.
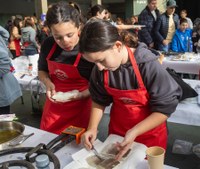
[130,112,168,137]
[87,101,105,130]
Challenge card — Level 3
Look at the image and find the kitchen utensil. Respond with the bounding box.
[9,132,34,146]
[0,121,25,150]
[92,145,108,160]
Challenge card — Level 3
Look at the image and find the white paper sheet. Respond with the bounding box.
[64,134,147,169]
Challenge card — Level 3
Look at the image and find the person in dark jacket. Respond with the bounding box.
[38,22,50,45]
[138,0,160,48]
[80,19,182,160]
[154,0,179,52]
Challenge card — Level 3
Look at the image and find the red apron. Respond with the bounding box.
[40,43,91,134]
[104,47,167,149]
[14,39,21,56]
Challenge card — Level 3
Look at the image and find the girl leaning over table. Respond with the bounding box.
[80,19,182,160]
[38,1,94,134]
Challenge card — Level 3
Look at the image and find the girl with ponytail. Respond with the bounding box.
[80,19,182,160]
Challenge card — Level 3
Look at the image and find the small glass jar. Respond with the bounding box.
[28,63,33,76]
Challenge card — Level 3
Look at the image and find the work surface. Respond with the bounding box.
[12,55,45,93]
[167,79,200,126]
[162,53,200,75]
[0,126,178,169]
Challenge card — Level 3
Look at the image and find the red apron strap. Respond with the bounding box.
[126,47,145,88]
[46,43,57,60]
[104,47,145,89]
[14,39,21,56]
[104,70,109,86]
[73,53,82,67]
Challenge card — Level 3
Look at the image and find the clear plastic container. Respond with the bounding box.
[28,63,33,76]
[172,139,193,155]
[192,144,200,158]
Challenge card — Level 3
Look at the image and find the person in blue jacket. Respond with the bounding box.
[0,26,22,114]
[171,18,192,52]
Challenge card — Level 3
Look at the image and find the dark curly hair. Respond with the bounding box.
[46,1,84,28]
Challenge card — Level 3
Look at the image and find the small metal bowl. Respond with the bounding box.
[0,121,25,150]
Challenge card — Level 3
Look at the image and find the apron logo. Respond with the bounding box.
[119,97,137,104]
[54,69,68,80]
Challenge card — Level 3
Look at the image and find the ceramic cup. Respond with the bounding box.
[146,146,165,169]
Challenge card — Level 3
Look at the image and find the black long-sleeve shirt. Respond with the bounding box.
[38,36,94,81]
[89,43,182,116]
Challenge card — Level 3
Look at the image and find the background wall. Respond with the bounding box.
[0,0,35,26]
[0,0,91,26]
[1,0,199,27]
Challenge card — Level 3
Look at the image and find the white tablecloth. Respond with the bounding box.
[0,126,178,169]
[12,55,46,93]
[162,54,200,75]
[167,79,200,126]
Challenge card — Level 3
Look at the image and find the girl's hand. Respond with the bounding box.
[81,128,98,150]
[115,129,137,161]
[45,80,56,102]
[67,89,90,101]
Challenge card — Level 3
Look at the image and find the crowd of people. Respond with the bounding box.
[0,0,199,161]
[4,14,50,59]
[139,0,200,53]
[3,0,200,57]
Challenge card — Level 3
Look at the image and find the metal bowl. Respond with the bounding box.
[0,121,25,150]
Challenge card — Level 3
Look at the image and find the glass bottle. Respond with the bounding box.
[187,37,193,52]
[28,63,33,76]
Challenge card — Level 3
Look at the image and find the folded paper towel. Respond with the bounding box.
[52,90,79,102]
[0,114,17,121]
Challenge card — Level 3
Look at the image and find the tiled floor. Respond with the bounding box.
[11,91,200,169]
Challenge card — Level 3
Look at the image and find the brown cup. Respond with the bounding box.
[146,146,165,169]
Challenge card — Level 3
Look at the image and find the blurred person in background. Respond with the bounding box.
[38,21,50,45]
[89,4,143,30]
[21,17,40,56]
[0,26,22,114]
[154,0,179,52]
[104,9,115,25]
[171,18,192,52]
[116,17,125,25]
[192,23,200,53]
[8,17,23,59]
[179,10,193,29]
[138,0,160,48]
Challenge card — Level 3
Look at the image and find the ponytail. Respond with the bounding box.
[69,1,87,24]
[119,30,138,48]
